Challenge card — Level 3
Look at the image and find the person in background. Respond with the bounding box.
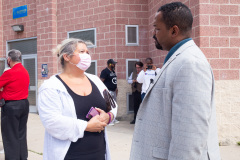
[0,49,30,160]
[38,38,117,160]
[130,2,221,160]
[128,61,143,124]
[100,59,119,125]
[137,58,160,100]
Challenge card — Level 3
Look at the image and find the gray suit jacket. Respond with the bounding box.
[130,40,221,160]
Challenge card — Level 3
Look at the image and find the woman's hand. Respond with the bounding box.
[85,115,107,132]
[95,108,109,124]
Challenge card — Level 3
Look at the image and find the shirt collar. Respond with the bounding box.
[164,38,192,64]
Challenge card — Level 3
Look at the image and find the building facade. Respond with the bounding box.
[0,0,240,144]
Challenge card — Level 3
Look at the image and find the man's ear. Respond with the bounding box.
[171,25,179,37]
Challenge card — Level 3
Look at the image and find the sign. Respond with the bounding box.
[41,64,48,77]
[13,5,28,19]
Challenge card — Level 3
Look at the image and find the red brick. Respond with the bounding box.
[220,27,239,37]
[130,4,142,11]
[201,48,220,58]
[88,15,99,22]
[83,22,94,29]
[94,20,105,27]
[98,12,110,20]
[84,9,94,16]
[210,37,229,47]
[129,18,142,25]
[122,11,136,18]
[230,16,240,26]
[136,12,148,18]
[89,1,99,8]
[230,59,240,69]
[200,26,219,36]
[105,5,114,12]
[211,0,229,3]
[105,32,115,39]
[94,6,105,14]
[210,59,229,69]
[212,70,220,80]
[220,48,239,58]
[230,38,240,47]
[210,15,229,26]
[199,4,219,15]
[116,18,128,24]
[199,37,210,47]
[230,0,240,4]
[115,4,129,11]
[220,5,238,15]
[99,39,110,46]
[220,70,239,80]
[99,0,110,6]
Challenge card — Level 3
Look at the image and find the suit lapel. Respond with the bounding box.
[143,40,196,100]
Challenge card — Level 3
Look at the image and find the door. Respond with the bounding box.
[22,55,37,113]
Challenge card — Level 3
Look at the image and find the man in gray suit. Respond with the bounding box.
[130,2,221,160]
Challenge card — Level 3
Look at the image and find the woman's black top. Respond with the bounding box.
[56,75,107,160]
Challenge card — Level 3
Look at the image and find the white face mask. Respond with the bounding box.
[69,53,91,71]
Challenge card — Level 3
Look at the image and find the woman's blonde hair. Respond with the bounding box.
[53,38,88,68]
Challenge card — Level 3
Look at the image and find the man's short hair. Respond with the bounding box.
[158,2,193,34]
[8,49,22,62]
[135,61,143,67]
[145,57,153,63]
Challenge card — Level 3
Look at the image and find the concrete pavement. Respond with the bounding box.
[0,113,239,160]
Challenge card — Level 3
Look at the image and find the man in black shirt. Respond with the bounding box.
[100,59,119,125]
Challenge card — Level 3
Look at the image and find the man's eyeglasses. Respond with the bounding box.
[103,89,116,112]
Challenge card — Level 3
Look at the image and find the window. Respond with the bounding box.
[0,58,6,76]
[125,25,139,46]
[126,59,139,113]
[126,59,139,80]
[85,60,97,75]
[68,28,97,48]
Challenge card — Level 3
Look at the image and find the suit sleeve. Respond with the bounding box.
[168,62,213,159]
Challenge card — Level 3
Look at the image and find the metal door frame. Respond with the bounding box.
[22,54,38,112]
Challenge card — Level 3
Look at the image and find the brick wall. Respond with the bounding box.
[0,1,3,57]
[37,0,58,79]
[56,0,149,79]
[1,0,37,56]
[199,0,240,80]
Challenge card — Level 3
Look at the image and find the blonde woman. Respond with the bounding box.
[38,38,117,160]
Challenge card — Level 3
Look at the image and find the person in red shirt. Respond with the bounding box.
[0,49,30,160]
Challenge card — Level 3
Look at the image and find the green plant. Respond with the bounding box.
[237,141,240,146]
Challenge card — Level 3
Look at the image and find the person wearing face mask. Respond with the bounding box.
[38,38,117,160]
[100,59,119,125]
[0,49,30,160]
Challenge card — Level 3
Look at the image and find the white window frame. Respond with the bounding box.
[126,59,139,80]
[91,60,97,75]
[125,25,139,46]
[68,28,97,48]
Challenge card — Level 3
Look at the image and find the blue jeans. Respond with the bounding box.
[141,93,146,100]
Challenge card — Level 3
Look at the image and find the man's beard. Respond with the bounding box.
[153,35,163,50]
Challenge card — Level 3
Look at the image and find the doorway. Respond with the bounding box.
[7,38,37,113]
